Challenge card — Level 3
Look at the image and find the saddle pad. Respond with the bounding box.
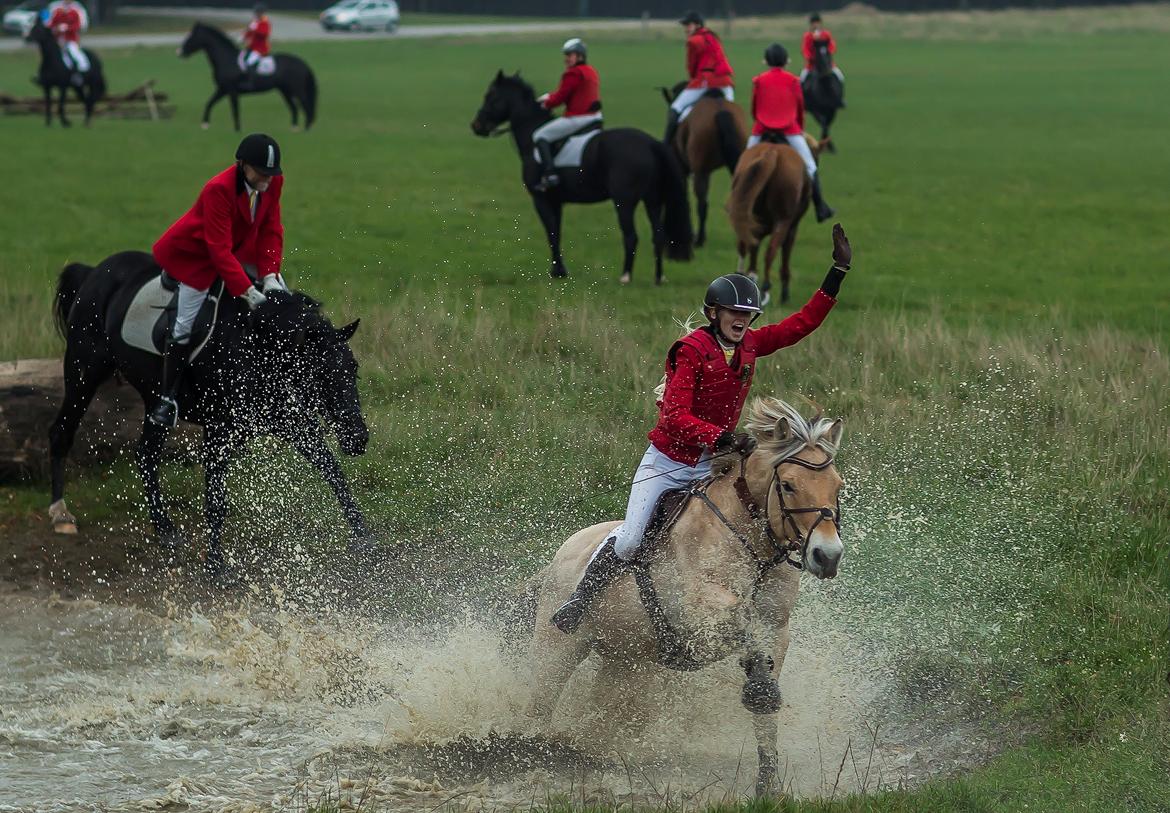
[542,129,601,169]
[237,54,277,75]
[120,274,220,361]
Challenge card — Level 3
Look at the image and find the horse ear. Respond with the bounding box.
[337,319,360,342]
[774,416,792,443]
[495,69,504,81]
[827,418,844,449]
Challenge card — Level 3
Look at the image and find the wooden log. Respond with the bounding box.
[0,358,197,482]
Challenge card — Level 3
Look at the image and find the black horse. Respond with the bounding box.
[24,19,105,127]
[801,41,844,152]
[471,71,693,283]
[49,252,370,583]
[178,22,318,131]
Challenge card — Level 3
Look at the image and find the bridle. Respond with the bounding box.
[694,452,841,578]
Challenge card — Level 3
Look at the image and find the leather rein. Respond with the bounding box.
[691,453,841,579]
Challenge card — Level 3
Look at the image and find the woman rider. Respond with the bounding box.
[552,225,853,633]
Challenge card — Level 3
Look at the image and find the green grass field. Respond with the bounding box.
[1,7,1167,811]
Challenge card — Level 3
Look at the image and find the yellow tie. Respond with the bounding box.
[248,190,258,220]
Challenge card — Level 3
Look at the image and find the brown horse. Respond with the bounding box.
[664,86,748,248]
[726,136,825,306]
[528,399,845,798]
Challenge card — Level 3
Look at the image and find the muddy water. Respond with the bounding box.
[0,578,950,813]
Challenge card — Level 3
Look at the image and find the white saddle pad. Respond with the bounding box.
[238,53,277,75]
[120,275,218,361]
[531,129,602,169]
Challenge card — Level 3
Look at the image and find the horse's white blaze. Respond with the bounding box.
[805,525,843,579]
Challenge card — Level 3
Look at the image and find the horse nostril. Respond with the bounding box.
[813,548,827,567]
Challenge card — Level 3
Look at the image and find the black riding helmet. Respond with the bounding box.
[765,43,788,67]
[704,274,763,320]
[235,133,282,176]
[254,2,267,13]
[809,12,823,23]
[679,10,704,26]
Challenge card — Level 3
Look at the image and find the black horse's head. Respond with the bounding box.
[177,22,224,58]
[252,291,369,457]
[24,18,50,45]
[470,70,537,136]
[813,42,834,77]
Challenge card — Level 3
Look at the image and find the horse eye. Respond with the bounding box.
[782,481,796,494]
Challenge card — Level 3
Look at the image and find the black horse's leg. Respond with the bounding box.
[201,87,226,128]
[57,85,70,127]
[644,194,666,285]
[42,83,52,126]
[693,171,710,248]
[531,195,567,278]
[48,351,113,532]
[201,427,241,584]
[614,198,639,285]
[73,82,90,127]
[136,420,181,551]
[278,87,299,130]
[287,430,371,547]
[229,93,241,132]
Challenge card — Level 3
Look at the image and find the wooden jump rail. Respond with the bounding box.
[0,79,175,120]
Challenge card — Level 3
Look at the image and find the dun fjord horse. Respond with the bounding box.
[662,83,748,248]
[726,136,824,306]
[529,399,845,797]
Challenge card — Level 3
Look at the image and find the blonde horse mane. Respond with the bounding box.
[744,397,842,465]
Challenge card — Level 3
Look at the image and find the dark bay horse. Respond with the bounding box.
[726,137,824,305]
[178,22,318,131]
[49,252,370,584]
[471,71,693,284]
[25,19,105,127]
[802,42,844,151]
[662,82,747,248]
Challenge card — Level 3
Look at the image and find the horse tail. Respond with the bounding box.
[303,64,318,129]
[727,148,778,248]
[714,109,743,171]
[650,139,694,262]
[54,262,93,338]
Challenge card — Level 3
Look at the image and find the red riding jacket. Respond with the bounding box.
[48,5,82,43]
[802,29,836,71]
[750,68,805,136]
[542,63,601,117]
[244,15,271,56]
[153,165,284,297]
[647,289,836,465]
[685,26,733,89]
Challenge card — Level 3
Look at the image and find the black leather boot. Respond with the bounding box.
[811,174,836,223]
[533,140,560,192]
[148,339,192,428]
[663,109,680,146]
[551,536,624,634]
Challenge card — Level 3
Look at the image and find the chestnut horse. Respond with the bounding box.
[528,399,845,797]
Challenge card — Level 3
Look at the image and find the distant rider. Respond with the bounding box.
[748,43,835,223]
[533,38,601,192]
[663,10,734,147]
[148,134,287,428]
[551,227,853,633]
[48,0,89,81]
[241,3,272,82]
[801,12,845,98]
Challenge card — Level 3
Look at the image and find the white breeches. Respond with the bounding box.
[800,66,844,82]
[172,282,208,343]
[244,49,262,66]
[60,41,89,72]
[671,85,734,119]
[743,134,817,176]
[612,444,712,562]
[533,112,603,144]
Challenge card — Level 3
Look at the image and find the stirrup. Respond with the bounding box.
[534,173,560,193]
[149,396,179,428]
[551,596,587,634]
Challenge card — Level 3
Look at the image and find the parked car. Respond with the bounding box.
[319,0,399,32]
[3,0,86,36]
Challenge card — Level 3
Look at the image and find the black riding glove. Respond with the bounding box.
[715,431,758,456]
[821,222,851,298]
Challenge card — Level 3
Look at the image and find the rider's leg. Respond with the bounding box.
[799,68,810,82]
[666,87,704,145]
[721,86,734,102]
[746,134,762,149]
[831,66,845,81]
[552,445,712,633]
[149,282,205,428]
[68,42,89,73]
[786,134,835,222]
[831,65,845,105]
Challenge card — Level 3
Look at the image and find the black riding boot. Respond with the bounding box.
[533,140,560,192]
[551,535,625,634]
[811,174,836,223]
[663,109,680,146]
[148,339,192,428]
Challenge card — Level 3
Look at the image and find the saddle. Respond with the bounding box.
[758,130,790,145]
[237,53,277,75]
[533,121,604,169]
[120,272,224,360]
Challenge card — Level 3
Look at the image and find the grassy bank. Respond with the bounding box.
[0,6,1167,810]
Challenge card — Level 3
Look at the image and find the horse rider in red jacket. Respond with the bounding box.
[663,10,734,147]
[148,133,287,428]
[801,12,844,87]
[47,0,89,76]
[240,3,271,87]
[551,225,854,633]
[749,43,835,222]
[533,38,601,192]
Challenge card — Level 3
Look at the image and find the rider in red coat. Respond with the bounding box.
[551,226,854,634]
[148,133,286,428]
[240,3,271,85]
[801,12,845,89]
[664,10,734,146]
[748,43,836,222]
[532,38,602,192]
[48,0,89,75]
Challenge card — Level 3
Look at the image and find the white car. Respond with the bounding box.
[319,0,399,32]
[2,0,86,36]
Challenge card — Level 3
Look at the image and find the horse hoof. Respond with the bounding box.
[655,276,666,286]
[695,235,706,248]
[550,267,568,279]
[49,500,78,534]
[619,273,631,285]
[53,521,79,535]
[200,122,210,131]
[290,125,302,133]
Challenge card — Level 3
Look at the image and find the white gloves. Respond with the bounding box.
[261,273,288,293]
[240,286,267,310]
[537,93,550,104]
